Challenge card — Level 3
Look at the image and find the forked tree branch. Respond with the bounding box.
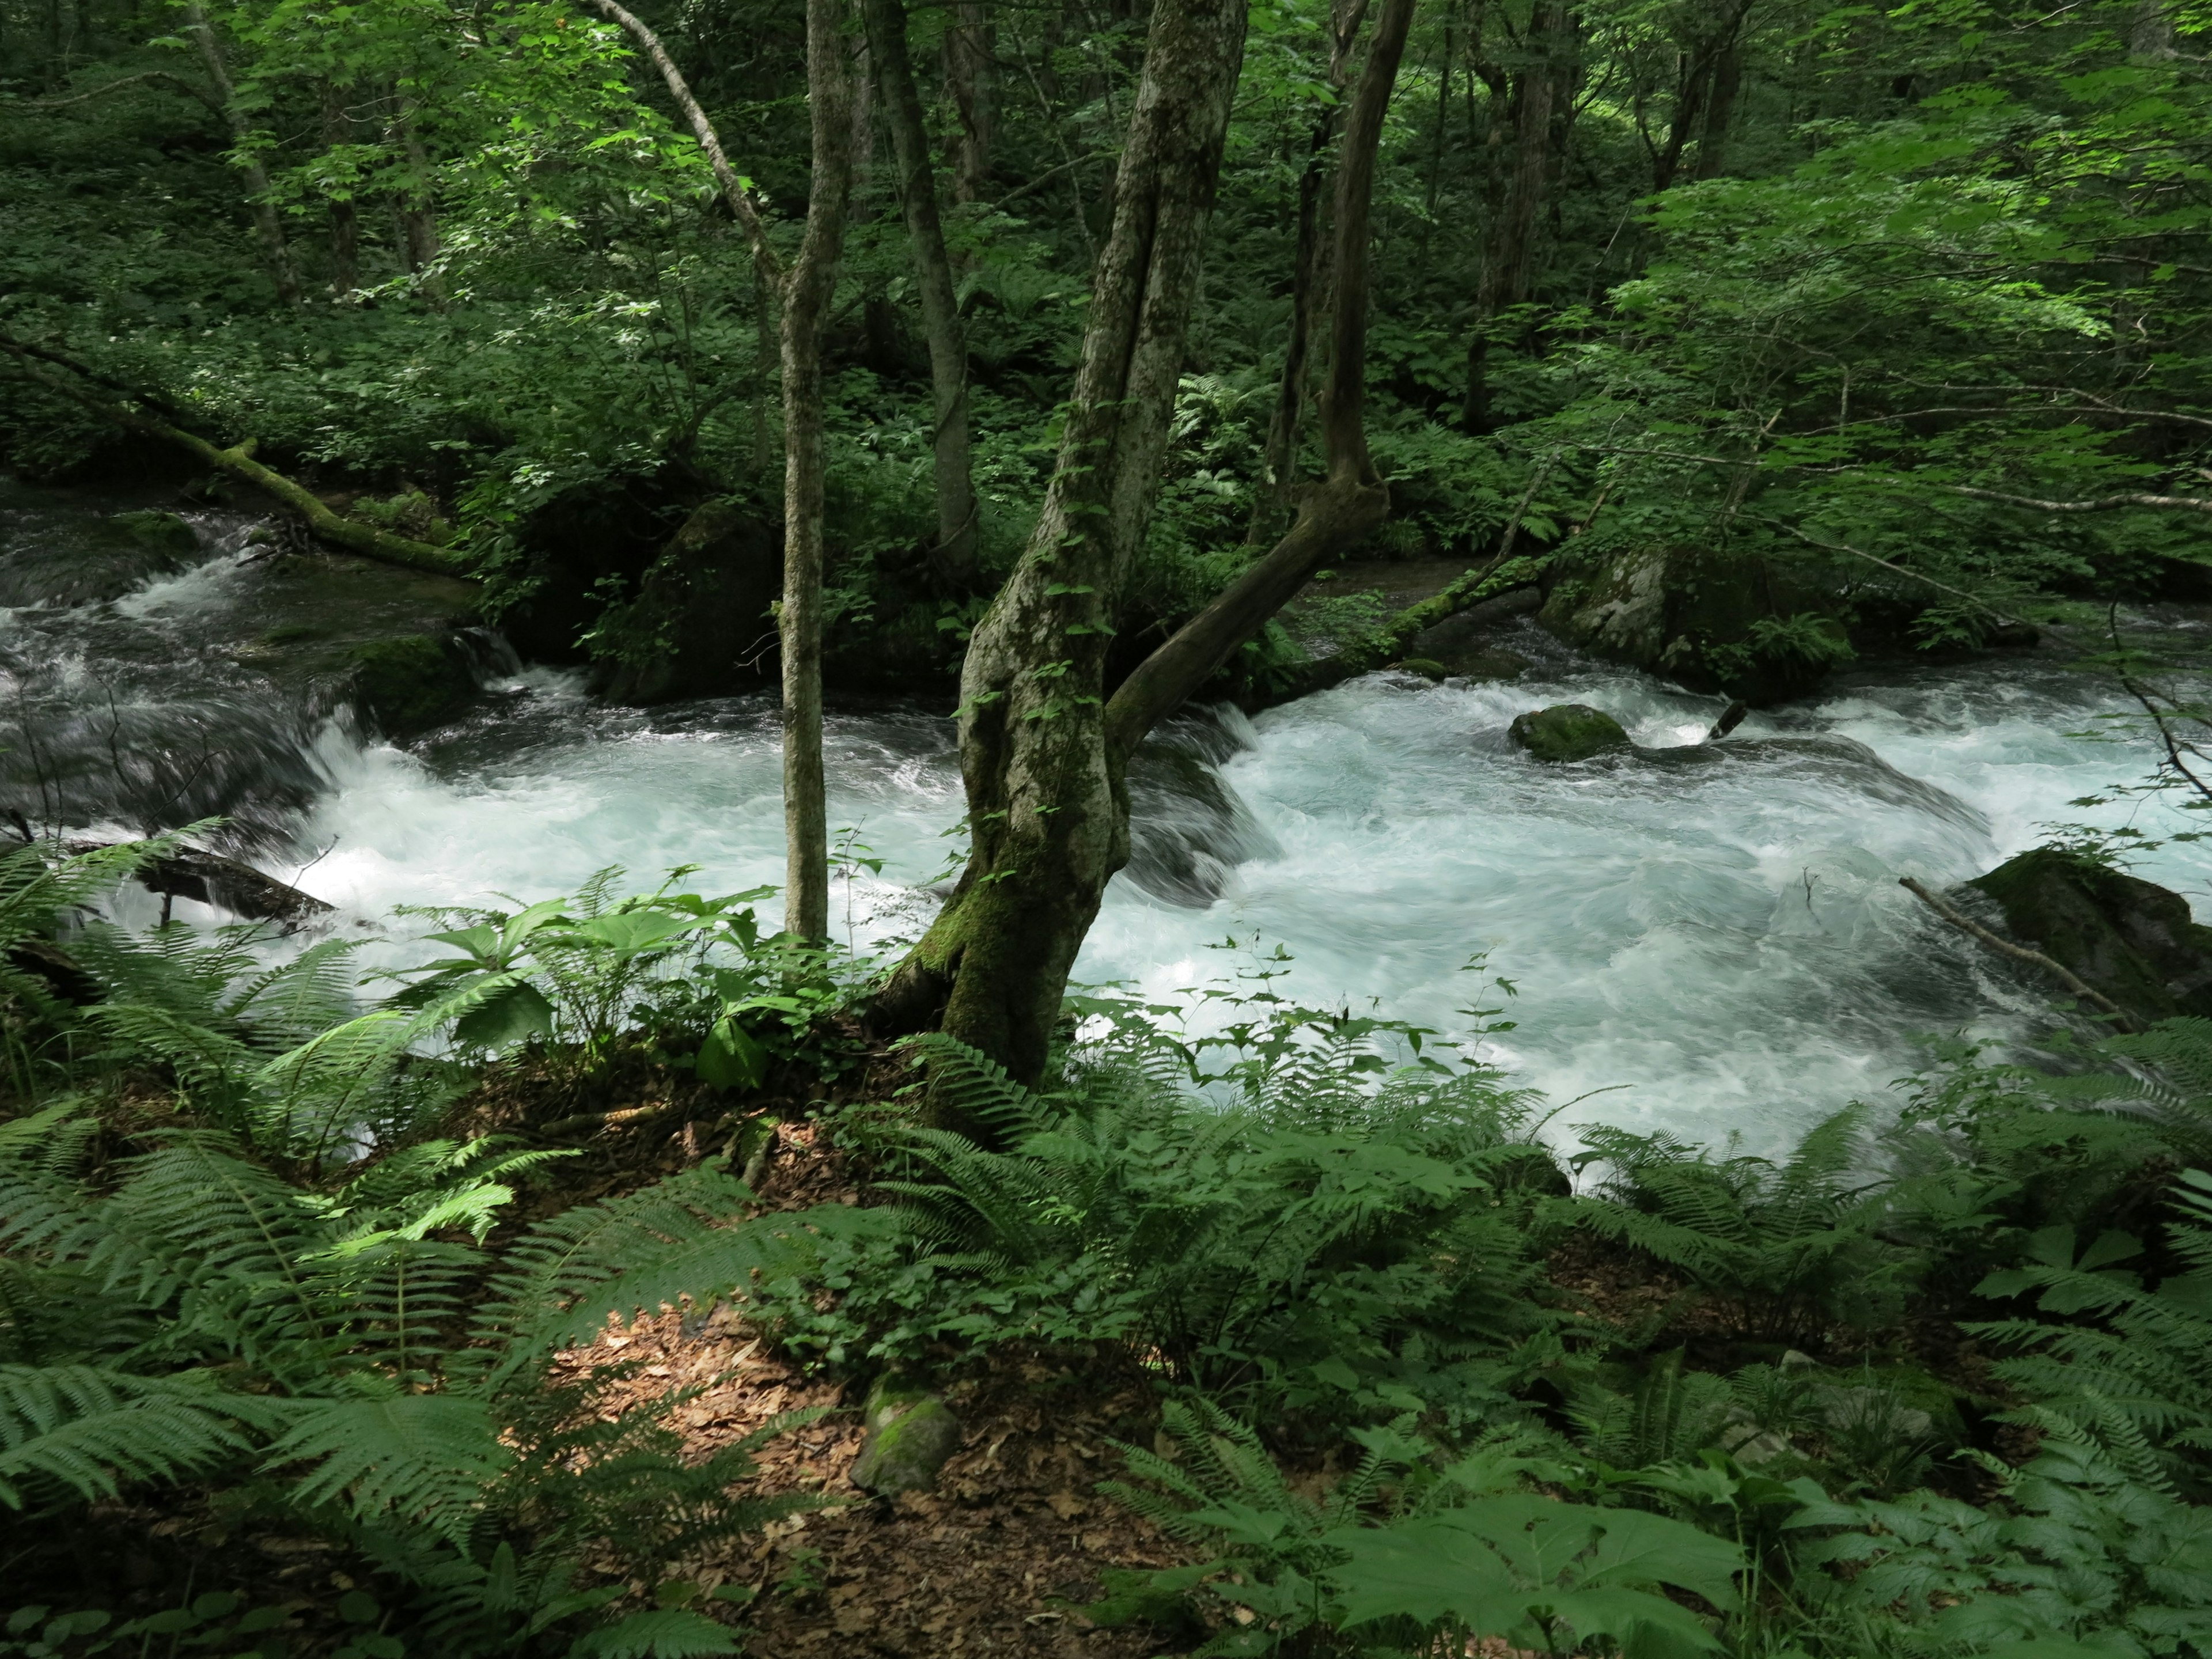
[1102,0,1415,757]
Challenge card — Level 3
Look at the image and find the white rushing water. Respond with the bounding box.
[9,478,2204,1150]
[266,625,2212,1153]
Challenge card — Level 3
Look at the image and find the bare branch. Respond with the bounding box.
[34,70,226,118]
[1899,876,2140,1031]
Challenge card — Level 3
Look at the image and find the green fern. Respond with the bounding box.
[1569,1106,1911,1342]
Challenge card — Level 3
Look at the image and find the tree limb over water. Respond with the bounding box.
[0,340,475,579]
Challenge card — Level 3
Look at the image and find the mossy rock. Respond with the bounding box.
[849,1377,962,1495]
[1970,847,2212,1022]
[112,510,199,559]
[344,633,479,739]
[1509,703,1630,763]
[1393,658,1450,681]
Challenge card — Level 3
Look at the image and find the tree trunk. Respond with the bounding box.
[880,0,1417,1112]
[778,0,861,943]
[945,0,995,202]
[872,0,1255,1095]
[323,83,359,297]
[1244,0,1370,547]
[1691,39,1740,179]
[864,0,980,590]
[1460,0,1573,433]
[393,101,441,281]
[183,0,301,308]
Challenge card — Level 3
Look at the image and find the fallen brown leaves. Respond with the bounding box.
[543,1118,1189,1656]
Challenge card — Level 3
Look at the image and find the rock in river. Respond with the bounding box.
[1509,703,1630,763]
[1971,847,2212,1023]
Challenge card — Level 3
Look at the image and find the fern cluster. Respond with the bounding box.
[765,1022,1562,1427]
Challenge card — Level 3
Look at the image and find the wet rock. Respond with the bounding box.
[1393,658,1450,681]
[0,509,200,607]
[1509,703,1630,763]
[1123,713,1279,907]
[850,1377,962,1495]
[593,499,782,704]
[1969,847,2212,1022]
[1537,544,1853,705]
[344,633,481,739]
[112,510,199,560]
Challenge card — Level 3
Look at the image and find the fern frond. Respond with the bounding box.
[0,1364,289,1507]
[268,1391,512,1547]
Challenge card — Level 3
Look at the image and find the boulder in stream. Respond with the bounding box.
[344,633,482,739]
[1969,847,2212,1022]
[1509,703,1630,763]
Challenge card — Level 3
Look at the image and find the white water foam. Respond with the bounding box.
[264,631,2212,1152]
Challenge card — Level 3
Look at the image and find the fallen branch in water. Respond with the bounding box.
[61,838,334,929]
[0,340,475,579]
[1899,874,2140,1032]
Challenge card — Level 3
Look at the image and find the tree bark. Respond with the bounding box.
[1461,0,1574,432]
[579,0,856,942]
[880,0,1416,1111]
[779,0,861,943]
[183,0,301,308]
[1107,0,1412,751]
[871,0,1255,1097]
[945,0,996,202]
[1244,0,1369,547]
[392,99,442,283]
[322,82,359,297]
[864,0,981,590]
[1691,37,1741,180]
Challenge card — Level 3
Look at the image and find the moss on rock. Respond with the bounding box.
[1509,703,1630,763]
[1970,847,2212,1024]
[344,633,479,738]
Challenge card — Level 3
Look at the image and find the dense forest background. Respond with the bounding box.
[4,0,2207,699]
[6,0,2212,1656]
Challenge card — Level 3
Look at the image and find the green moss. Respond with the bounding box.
[1509,703,1630,763]
[1970,847,2212,1021]
[344,633,478,738]
[111,510,198,559]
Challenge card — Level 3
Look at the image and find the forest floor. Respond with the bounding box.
[558,1120,1190,1658]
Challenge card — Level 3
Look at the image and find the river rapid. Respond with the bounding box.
[10,476,2210,1152]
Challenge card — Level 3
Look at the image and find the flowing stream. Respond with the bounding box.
[11,476,2210,1151]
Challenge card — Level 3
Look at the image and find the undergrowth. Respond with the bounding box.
[6,840,2212,1657]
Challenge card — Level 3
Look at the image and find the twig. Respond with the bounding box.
[1898,876,2141,1031]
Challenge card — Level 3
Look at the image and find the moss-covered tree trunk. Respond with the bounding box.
[878,0,1417,1112]
[872,0,1253,1088]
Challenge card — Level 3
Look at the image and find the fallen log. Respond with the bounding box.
[0,340,474,581]
[63,839,334,929]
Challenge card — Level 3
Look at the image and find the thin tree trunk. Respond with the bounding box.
[183,0,301,308]
[323,83,359,297]
[865,0,980,590]
[1460,0,1571,433]
[579,0,855,940]
[945,1,995,202]
[872,0,1253,1097]
[393,101,441,280]
[779,0,860,942]
[1245,0,1369,547]
[1107,0,1412,749]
